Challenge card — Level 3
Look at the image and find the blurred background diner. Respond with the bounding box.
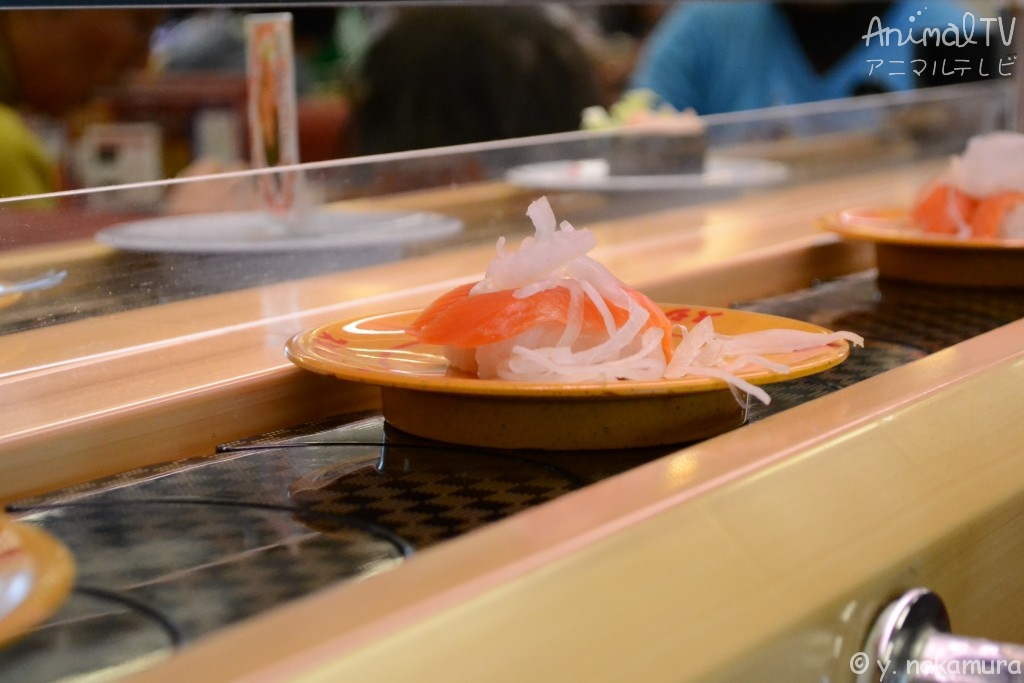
[630,0,998,116]
[0,1,1015,223]
[3,5,1011,190]
[351,6,602,156]
[0,5,1022,678]
[0,9,163,200]
[1,5,619,207]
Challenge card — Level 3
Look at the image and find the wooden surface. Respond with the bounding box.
[119,317,1024,683]
[9,157,1020,683]
[0,164,935,503]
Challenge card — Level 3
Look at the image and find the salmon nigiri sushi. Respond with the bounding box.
[407,197,862,400]
[910,132,1024,240]
[407,197,674,382]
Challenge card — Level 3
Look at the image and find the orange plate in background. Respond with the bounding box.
[0,291,22,311]
[286,305,853,450]
[824,207,1024,288]
[0,517,76,649]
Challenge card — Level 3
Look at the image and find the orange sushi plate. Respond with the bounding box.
[0,515,76,649]
[0,289,22,311]
[824,207,1024,288]
[286,305,854,450]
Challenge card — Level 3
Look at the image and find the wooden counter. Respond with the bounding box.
[5,159,1022,682]
[123,315,1024,683]
[0,164,929,503]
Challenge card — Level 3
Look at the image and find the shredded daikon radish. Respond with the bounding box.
[662,318,865,405]
[709,328,866,357]
[452,196,864,404]
[944,176,973,239]
[498,327,666,382]
[555,280,585,349]
[461,197,656,380]
[1003,204,1024,239]
[949,132,1024,198]
[470,198,597,295]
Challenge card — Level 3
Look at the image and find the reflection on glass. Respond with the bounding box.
[0,5,1017,387]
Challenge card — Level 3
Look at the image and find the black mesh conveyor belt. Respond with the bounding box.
[3,271,1022,682]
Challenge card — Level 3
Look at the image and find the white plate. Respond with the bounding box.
[505,157,790,193]
[95,210,463,254]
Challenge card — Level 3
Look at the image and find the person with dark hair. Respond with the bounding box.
[155,7,346,96]
[0,9,162,198]
[352,7,603,155]
[630,1,980,116]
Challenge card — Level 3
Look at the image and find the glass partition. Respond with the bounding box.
[1,4,1022,680]
[0,80,1013,324]
[0,1,1018,359]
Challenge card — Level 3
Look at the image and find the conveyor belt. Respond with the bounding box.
[3,271,1023,682]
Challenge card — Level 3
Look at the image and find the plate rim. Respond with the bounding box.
[826,206,1024,251]
[0,520,76,648]
[504,156,790,192]
[94,209,464,254]
[285,304,852,399]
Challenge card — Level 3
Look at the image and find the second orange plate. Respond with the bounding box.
[825,207,1024,288]
[0,517,76,650]
[286,305,853,450]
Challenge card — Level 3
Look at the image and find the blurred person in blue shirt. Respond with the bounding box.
[630,1,991,116]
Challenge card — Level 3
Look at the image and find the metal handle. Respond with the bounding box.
[858,588,1024,682]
